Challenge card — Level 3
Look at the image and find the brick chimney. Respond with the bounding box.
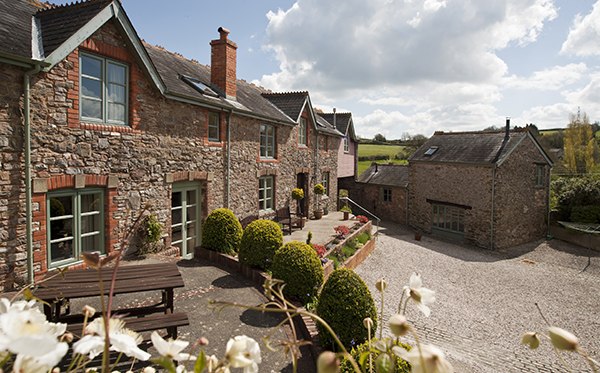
[210,27,237,99]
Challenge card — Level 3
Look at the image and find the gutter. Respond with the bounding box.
[226,109,232,209]
[490,165,496,250]
[25,63,42,284]
[547,166,553,237]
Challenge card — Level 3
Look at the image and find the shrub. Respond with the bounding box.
[312,243,326,257]
[317,268,377,351]
[357,232,370,245]
[306,232,313,245]
[137,213,164,254]
[292,188,304,200]
[342,245,355,258]
[201,208,242,255]
[340,206,352,213]
[552,176,600,220]
[339,338,412,373]
[314,184,325,195]
[238,219,283,270]
[272,241,324,303]
[570,205,600,224]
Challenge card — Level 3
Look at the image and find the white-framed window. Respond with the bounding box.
[259,176,274,212]
[535,165,545,187]
[298,118,307,147]
[322,172,329,197]
[47,189,104,267]
[172,182,201,258]
[380,188,392,203]
[80,52,128,126]
[260,124,275,159]
[208,112,220,142]
[344,135,349,153]
[321,136,328,152]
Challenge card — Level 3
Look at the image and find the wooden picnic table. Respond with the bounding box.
[34,263,187,337]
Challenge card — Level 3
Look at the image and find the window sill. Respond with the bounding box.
[258,157,279,163]
[81,122,136,133]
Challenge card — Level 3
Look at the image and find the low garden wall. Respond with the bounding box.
[549,225,600,252]
[322,220,374,279]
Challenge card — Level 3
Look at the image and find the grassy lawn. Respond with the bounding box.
[359,144,405,157]
[358,159,408,175]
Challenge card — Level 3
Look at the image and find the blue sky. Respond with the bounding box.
[54,0,600,139]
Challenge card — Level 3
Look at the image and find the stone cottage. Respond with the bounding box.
[0,0,343,289]
[408,122,553,249]
[354,163,409,224]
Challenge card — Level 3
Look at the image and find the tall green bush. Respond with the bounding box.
[317,268,377,351]
[552,176,600,220]
[238,219,283,270]
[272,241,323,303]
[201,208,242,254]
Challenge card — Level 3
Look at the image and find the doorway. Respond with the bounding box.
[171,182,201,258]
[296,172,308,217]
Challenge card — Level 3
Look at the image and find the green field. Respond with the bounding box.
[359,144,405,157]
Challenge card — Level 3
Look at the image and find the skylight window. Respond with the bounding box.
[424,146,438,156]
[180,75,219,97]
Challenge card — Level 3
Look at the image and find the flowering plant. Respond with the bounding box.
[356,215,368,224]
[312,243,326,257]
[334,225,350,239]
[314,184,325,195]
[291,188,304,200]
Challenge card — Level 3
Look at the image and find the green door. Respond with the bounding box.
[172,182,201,258]
[431,204,465,241]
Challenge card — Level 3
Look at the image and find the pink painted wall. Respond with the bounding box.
[338,136,356,178]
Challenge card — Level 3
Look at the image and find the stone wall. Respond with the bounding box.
[0,22,340,289]
[493,136,550,249]
[349,183,407,224]
[408,163,494,248]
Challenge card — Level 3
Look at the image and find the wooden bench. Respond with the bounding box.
[67,312,189,339]
[240,214,259,230]
[276,207,302,234]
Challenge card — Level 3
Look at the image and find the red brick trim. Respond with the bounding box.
[258,169,277,177]
[172,171,211,183]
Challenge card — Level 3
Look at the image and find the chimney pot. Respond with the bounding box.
[505,117,510,138]
[218,27,230,40]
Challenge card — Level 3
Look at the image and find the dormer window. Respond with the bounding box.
[424,146,438,156]
[181,75,219,97]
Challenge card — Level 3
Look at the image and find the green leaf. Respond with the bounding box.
[23,288,34,300]
[376,353,394,373]
[359,351,371,372]
[194,350,207,373]
[152,357,177,373]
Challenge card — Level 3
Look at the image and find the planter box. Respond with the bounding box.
[549,225,600,252]
[322,220,375,280]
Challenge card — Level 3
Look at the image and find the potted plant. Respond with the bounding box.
[415,230,422,241]
[313,184,325,219]
[340,205,352,220]
[292,188,304,218]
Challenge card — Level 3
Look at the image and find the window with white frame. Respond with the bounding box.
[298,118,307,146]
[380,188,392,203]
[260,124,275,159]
[535,165,545,187]
[322,172,329,197]
[47,189,104,267]
[80,53,128,125]
[259,176,274,212]
[321,136,328,152]
[344,135,349,153]
[208,112,220,142]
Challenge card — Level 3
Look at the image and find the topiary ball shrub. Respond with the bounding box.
[317,268,377,351]
[238,219,283,271]
[272,241,324,303]
[201,208,242,255]
[339,338,412,373]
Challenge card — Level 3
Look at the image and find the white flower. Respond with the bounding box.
[394,344,453,373]
[13,354,49,373]
[73,317,150,361]
[389,314,409,337]
[404,273,436,317]
[548,327,579,351]
[521,332,540,350]
[225,335,261,373]
[151,331,194,361]
[143,367,156,373]
[206,355,219,371]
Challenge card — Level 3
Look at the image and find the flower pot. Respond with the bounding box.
[415,233,422,241]
[343,211,350,220]
[323,206,329,215]
[314,210,323,219]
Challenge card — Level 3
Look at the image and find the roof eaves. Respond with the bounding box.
[496,132,527,167]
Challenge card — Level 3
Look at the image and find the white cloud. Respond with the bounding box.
[561,0,600,56]
[503,63,588,90]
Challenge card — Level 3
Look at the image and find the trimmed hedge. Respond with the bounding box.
[201,208,242,255]
[238,219,283,270]
[272,241,324,303]
[317,268,377,351]
[339,338,412,373]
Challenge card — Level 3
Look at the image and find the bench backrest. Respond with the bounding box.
[276,207,291,220]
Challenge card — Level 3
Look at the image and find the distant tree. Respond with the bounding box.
[539,131,565,149]
[483,125,500,131]
[409,134,428,148]
[401,132,411,142]
[373,133,387,142]
[564,111,595,174]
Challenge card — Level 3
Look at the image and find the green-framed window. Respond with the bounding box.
[322,172,329,198]
[208,112,220,142]
[47,189,104,267]
[259,176,274,213]
[431,204,465,240]
[172,182,201,258]
[298,118,307,147]
[260,124,275,159]
[80,52,129,126]
[535,165,545,187]
[380,188,392,203]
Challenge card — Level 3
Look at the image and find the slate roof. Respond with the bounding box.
[314,113,344,136]
[409,128,536,165]
[36,0,111,57]
[261,92,308,122]
[145,45,294,124]
[357,163,409,188]
[0,0,46,58]
[318,112,355,139]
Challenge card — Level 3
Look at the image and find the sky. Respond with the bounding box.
[54,0,600,139]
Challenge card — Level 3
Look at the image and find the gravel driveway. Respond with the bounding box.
[355,222,600,373]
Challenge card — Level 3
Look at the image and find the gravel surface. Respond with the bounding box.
[355,222,600,373]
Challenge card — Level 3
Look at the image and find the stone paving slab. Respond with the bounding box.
[355,221,599,373]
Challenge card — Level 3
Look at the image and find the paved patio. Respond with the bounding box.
[282,211,375,244]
